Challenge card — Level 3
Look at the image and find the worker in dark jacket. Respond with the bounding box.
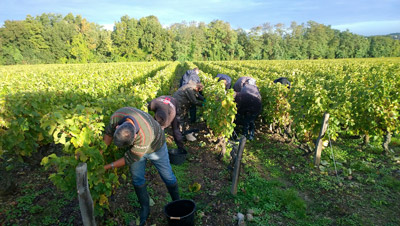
[173,81,204,141]
[216,74,232,90]
[148,96,185,152]
[274,77,291,89]
[234,84,262,141]
[180,67,200,87]
[102,107,179,226]
[233,76,256,92]
[180,67,201,123]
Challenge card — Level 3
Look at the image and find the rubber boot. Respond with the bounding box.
[166,183,180,201]
[134,184,150,226]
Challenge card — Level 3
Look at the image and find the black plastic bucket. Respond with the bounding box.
[168,148,187,165]
[164,199,196,226]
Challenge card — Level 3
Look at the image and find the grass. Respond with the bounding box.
[0,183,76,225]
[235,131,400,225]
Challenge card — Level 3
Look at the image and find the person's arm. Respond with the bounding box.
[195,92,205,101]
[147,99,156,112]
[104,157,126,170]
[187,89,203,106]
[103,134,113,146]
[186,89,198,104]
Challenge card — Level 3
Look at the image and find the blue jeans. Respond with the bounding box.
[129,143,177,187]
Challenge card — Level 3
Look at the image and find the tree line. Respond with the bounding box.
[1,13,399,65]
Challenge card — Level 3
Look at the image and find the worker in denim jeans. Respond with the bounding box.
[102,107,179,226]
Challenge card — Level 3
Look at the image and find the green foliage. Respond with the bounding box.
[1,13,399,65]
[381,175,400,190]
[243,132,400,225]
[0,61,178,214]
[259,80,291,130]
[70,33,92,63]
[186,61,237,141]
[0,62,170,163]
[1,45,23,64]
[40,105,118,214]
[198,58,400,145]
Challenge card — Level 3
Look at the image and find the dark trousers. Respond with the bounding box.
[189,105,197,123]
[235,113,258,138]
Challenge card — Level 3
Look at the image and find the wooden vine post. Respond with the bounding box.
[231,136,247,195]
[218,137,227,158]
[76,163,96,226]
[314,113,330,167]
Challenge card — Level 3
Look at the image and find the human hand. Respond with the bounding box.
[104,162,113,171]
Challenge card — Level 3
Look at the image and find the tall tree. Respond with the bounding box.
[205,20,237,60]
[235,28,248,60]
[1,12,399,64]
[39,13,77,63]
[283,22,307,59]
[369,36,395,57]
[304,21,332,59]
[138,15,168,60]
[246,26,263,60]
[70,33,91,63]
[169,22,192,61]
[336,30,356,58]
[353,35,370,58]
[111,15,145,61]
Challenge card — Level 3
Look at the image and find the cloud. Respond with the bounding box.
[332,20,400,36]
[101,24,114,31]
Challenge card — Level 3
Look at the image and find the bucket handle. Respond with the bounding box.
[170,217,181,220]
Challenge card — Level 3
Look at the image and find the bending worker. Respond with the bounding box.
[148,95,186,152]
[102,107,179,226]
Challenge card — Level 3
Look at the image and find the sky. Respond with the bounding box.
[0,0,399,36]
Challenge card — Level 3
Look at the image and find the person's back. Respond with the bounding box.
[241,83,261,99]
[147,96,177,129]
[273,77,291,89]
[235,84,262,116]
[234,84,261,140]
[216,74,232,90]
[180,68,200,87]
[173,81,204,109]
[233,76,255,92]
[148,96,186,150]
[105,107,166,163]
